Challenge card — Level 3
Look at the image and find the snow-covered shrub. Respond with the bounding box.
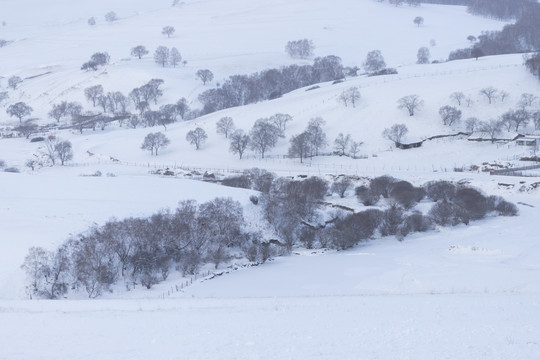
[424,180,456,202]
[388,180,425,209]
[355,185,380,206]
[221,175,251,189]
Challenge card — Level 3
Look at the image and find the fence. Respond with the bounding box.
[490,163,540,177]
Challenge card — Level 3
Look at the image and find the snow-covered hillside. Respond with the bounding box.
[1,0,540,359]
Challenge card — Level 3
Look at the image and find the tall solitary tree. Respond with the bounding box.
[416,47,430,64]
[196,69,214,85]
[397,94,423,116]
[161,26,175,37]
[7,102,33,122]
[382,124,408,144]
[216,117,235,138]
[229,130,250,159]
[131,45,149,59]
[363,50,386,73]
[54,140,73,165]
[249,118,280,158]
[186,128,208,150]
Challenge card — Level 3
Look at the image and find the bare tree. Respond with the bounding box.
[186,128,208,150]
[499,91,509,103]
[249,118,280,158]
[216,117,235,138]
[84,85,104,107]
[229,130,250,159]
[14,121,38,139]
[54,140,73,165]
[48,101,68,122]
[501,109,530,132]
[131,45,148,59]
[518,93,537,108]
[141,132,170,155]
[6,102,33,122]
[8,76,22,89]
[339,87,361,107]
[479,87,498,104]
[43,138,58,165]
[196,69,214,85]
[169,47,182,67]
[480,120,503,143]
[397,94,423,116]
[161,26,175,37]
[465,117,480,133]
[334,133,351,156]
[332,177,353,198]
[306,117,327,157]
[413,16,424,27]
[450,91,465,106]
[154,46,170,67]
[288,132,312,163]
[269,113,293,131]
[439,105,462,126]
[349,141,362,159]
[382,123,408,144]
[363,50,386,73]
[416,47,430,64]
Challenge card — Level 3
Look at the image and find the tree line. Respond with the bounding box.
[23,171,518,299]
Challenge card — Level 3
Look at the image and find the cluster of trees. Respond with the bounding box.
[467,0,534,20]
[25,137,73,169]
[377,0,421,6]
[153,46,182,67]
[449,1,540,61]
[24,168,519,299]
[81,52,110,71]
[198,55,345,114]
[525,53,540,82]
[285,39,315,59]
[130,45,184,67]
[21,197,269,299]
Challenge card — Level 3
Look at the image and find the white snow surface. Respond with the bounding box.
[0,0,540,359]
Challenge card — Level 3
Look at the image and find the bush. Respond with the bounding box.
[399,213,433,239]
[0,160,5,168]
[30,137,45,142]
[249,195,259,205]
[380,205,404,237]
[355,185,379,206]
[388,181,424,209]
[221,175,251,189]
[367,68,398,77]
[428,200,468,226]
[487,195,518,216]
[4,167,20,173]
[424,180,456,202]
[246,168,275,193]
[454,187,488,221]
[370,175,397,198]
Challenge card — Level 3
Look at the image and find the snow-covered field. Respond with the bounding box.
[1,0,540,358]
